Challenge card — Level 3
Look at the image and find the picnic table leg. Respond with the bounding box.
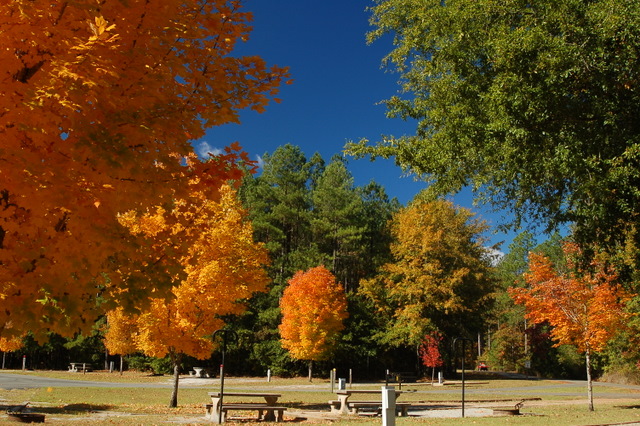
[262,396,279,421]
[337,394,350,414]
[208,397,222,423]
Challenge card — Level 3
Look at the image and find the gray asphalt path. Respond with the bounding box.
[0,372,173,390]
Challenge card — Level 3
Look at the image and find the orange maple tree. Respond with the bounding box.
[0,0,287,345]
[510,242,630,411]
[279,266,348,381]
[105,185,270,407]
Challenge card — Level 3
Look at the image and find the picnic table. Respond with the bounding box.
[329,389,408,415]
[206,391,284,422]
[68,363,92,373]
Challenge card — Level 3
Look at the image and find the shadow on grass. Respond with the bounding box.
[615,404,640,410]
[281,402,330,411]
[0,403,113,415]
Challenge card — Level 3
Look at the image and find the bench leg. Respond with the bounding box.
[262,409,276,422]
[275,409,284,422]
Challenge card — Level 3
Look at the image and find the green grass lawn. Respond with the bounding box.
[1,370,639,425]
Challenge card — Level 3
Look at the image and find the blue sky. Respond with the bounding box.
[199,0,520,252]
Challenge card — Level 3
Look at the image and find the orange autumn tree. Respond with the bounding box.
[279,266,348,382]
[0,0,288,345]
[105,185,270,407]
[510,242,630,411]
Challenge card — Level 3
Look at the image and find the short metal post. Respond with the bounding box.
[382,385,396,426]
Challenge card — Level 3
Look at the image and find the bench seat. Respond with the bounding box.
[205,403,286,422]
[348,401,412,416]
[490,406,521,416]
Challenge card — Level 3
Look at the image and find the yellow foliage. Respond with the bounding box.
[359,199,495,346]
[0,334,24,352]
[104,185,269,360]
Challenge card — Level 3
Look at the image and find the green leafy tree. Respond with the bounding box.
[488,232,536,371]
[237,145,319,375]
[236,146,402,376]
[241,144,317,282]
[347,0,640,252]
[357,182,400,278]
[311,156,366,291]
[488,233,570,374]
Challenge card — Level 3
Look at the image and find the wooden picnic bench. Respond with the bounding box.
[206,392,284,423]
[330,389,406,415]
[490,400,525,416]
[342,401,412,416]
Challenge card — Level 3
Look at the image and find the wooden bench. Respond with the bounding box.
[206,403,285,422]
[328,400,411,416]
[207,391,282,422]
[490,400,525,416]
[350,402,412,416]
[332,389,404,414]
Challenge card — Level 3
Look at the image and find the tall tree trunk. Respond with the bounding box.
[308,360,313,382]
[586,348,594,411]
[168,352,182,408]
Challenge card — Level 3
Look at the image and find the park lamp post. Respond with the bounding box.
[453,337,474,418]
[213,329,238,424]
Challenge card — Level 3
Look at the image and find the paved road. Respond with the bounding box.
[0,372,174,390]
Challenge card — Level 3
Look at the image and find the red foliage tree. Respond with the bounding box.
[419,332,444,383]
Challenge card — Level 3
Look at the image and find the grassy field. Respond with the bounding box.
[1,370,639,425]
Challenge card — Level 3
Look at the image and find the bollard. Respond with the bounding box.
[267,368,271,382]
[381,386,396,426]
[438,371,443,384]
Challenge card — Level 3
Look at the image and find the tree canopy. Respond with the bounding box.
[105,185,269,407]
[510,242,630,410]
[279,265,348,380]
[360,197,495,346]
[0,0,287,343]
[347,0,640,251]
